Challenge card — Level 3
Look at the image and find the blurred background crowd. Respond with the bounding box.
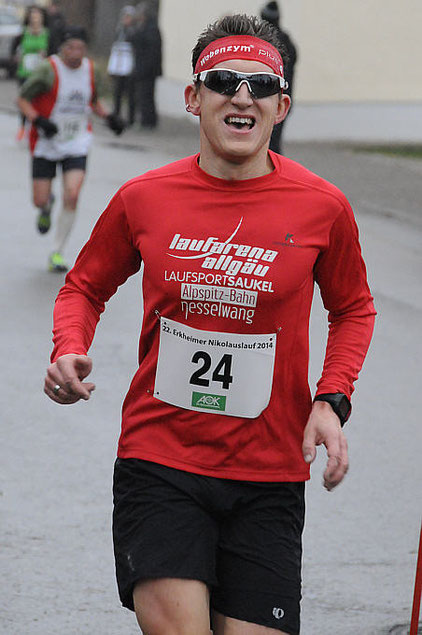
[1,0,164,135]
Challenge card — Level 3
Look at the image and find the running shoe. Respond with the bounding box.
[48,251,68,273]
[36,193,55,234]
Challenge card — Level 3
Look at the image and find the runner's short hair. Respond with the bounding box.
[191,13,288,72]
[61,25,88,45]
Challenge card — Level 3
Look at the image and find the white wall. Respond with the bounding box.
[159,0,422,141]
[161,0,422,104]
[295,0,422,103]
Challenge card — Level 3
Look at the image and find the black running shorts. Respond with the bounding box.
[112,458,305,634]
[32,155,87,179]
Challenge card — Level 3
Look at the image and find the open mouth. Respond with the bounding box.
[224,116,255,130]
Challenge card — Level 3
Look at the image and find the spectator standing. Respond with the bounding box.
[130,1,162,129]
[261,0,297,154]
[46,0,67,56]
[107,5,137,127]
[12,6,49,140]
[16,26,125,273]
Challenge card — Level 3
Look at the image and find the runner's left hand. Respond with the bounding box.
[34,116,58,138]
[302,400,349,491]
[106,113,125,136]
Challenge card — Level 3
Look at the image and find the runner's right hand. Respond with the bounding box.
[44,354,96,404]
[34,116,59,138]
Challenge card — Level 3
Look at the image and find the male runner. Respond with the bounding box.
[43,14,376,634]
[17,26,124,273]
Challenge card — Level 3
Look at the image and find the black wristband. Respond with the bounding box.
[313,393,351,427]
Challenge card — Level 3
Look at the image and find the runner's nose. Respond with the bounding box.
[231,82,254,106]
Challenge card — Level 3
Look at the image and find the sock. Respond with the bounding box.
[53,206,76,254]
[44,192,55,213]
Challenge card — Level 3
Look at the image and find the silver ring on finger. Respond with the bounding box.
[53,384,61,396]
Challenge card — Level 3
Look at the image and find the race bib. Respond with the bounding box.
[154,317,277,418]
[56,117,82,142]
[23,53,43,72]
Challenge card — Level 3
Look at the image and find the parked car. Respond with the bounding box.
[0,6,22,77]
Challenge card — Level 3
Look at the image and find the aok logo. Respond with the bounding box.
[192,392,226,412]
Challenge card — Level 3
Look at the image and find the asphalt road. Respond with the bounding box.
[0,78,421,634]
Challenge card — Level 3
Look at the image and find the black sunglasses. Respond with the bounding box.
[193,68,287,99]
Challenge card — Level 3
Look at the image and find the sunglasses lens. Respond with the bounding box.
[250,74,281,98]
[203,70,281,98]
[203,70,238,95]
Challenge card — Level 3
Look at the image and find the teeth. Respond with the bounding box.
[226,116,254,125]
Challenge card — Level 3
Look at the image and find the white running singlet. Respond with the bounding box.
[34,55,94,161]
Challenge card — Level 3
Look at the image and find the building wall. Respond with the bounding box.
[160,0,422,104]
[296,0,422,103]
[60,0,96,41]
[91,0,125,53]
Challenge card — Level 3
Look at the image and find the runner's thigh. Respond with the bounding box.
[134,577,211,635]
[211,481,305,635]
[112,458,220,611]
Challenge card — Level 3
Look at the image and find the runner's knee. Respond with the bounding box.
[63,191,79,210]
[133,579,211,635]
[33,192,49,208]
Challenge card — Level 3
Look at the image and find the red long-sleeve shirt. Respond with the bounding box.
[51,152,375,481]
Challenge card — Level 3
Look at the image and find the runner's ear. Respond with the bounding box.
[184,84,201,117]
[274,93,291,125]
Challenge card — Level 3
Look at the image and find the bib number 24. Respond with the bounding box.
[190,352,233,390]
[154,317,277,418]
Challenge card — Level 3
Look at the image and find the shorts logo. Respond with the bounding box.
[272,607,284,620]
[192,391,226,412]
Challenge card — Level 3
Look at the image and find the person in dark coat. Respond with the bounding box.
[46,0,66,55]
[261,1,297,154]
[130,2,162,129]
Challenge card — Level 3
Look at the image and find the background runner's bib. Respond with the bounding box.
[154,317,277,418]
[56,116,82,143]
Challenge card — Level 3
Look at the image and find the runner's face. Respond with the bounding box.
[61,39,86,69]
[186,59,290,176]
